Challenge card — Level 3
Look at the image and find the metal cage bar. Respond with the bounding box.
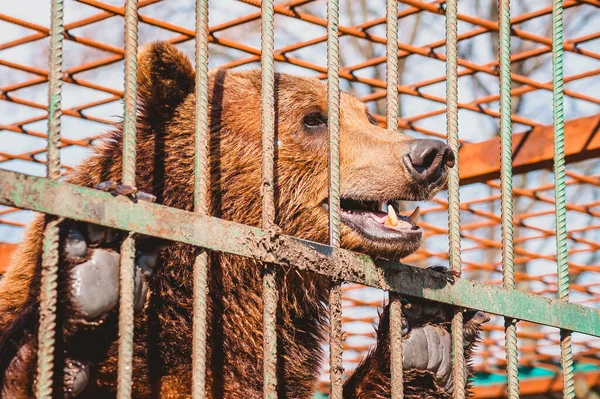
[117,0,139,397]
[444,1,466,398]
[386,0,404,397]
[326,0,343,398]
[498,0,520,397]
[35,0,64,397]
[192,0,210,397]
[260,0,278,398]
[552,1,576,397]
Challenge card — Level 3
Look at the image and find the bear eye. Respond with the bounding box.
[303,111,328,130]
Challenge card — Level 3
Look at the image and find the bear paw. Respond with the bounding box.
[61,182,161,324]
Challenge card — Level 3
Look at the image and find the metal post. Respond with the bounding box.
[444,1,465,398]
[117,0,139,397]
[552,1,575,397]
[261,0,278,398]
[386,0,404,398]
[327,0,343,398]
[192,0,210,398]
[35,0,64,397]
[498,0,520,397]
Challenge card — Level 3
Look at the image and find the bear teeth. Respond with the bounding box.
[408,206,421,224]
[381,203,420,229]
[384,205,399,227]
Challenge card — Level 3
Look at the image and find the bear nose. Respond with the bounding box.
[403,139,455,185]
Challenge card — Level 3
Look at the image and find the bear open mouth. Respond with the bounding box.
[323,198,422,242]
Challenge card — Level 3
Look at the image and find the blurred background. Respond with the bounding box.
[1,0,599,397]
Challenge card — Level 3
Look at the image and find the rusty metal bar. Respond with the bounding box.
[402,65,600,127]
[444,0,466,398]
[326,0,343,398]
[1,1,596,147]
[117,0,139,397]
[552,1,576,397]
[237,0,600,109]
[498,0,520,397]
[4,170,600,336]
[458,113,600,185]
[348,1,588,96]
[35,0,64,397]
[192,0,210,397]
[386,0,404,397]
[69,0,598,130]
[400,0,600,62]
[260,0,278,397]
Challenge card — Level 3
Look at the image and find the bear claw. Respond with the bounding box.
[64,359,90,398]
[428,264,461,281]
[64,229,87,258]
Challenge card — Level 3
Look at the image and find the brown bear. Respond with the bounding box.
[0,42,484,398]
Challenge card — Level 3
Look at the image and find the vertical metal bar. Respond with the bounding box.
[260,0,278,398]
[444,1,465,398]
[117,0,139,397]
[389,297,404,399]
[327,0,343,398]
[263,264,278,399]
[386,1,404,398]
[43,2,63,184]
[35,2,64,397]
[498,0,520,397]
[552,1,575,397]
[192,1,210,398]
[329,282,344,399]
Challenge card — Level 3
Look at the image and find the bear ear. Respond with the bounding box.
[137,41,195,124]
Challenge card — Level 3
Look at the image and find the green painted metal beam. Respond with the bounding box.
[1,169,600,337]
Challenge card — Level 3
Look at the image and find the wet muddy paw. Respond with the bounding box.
[70,248,121,320]
[62,224,161,324]
[62,182,162,322]
[43,189,164,397]
[401,308,489,395]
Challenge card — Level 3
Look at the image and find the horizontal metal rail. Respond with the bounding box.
[2,169,599,337]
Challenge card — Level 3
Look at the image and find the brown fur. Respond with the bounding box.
[0,42,453,398]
